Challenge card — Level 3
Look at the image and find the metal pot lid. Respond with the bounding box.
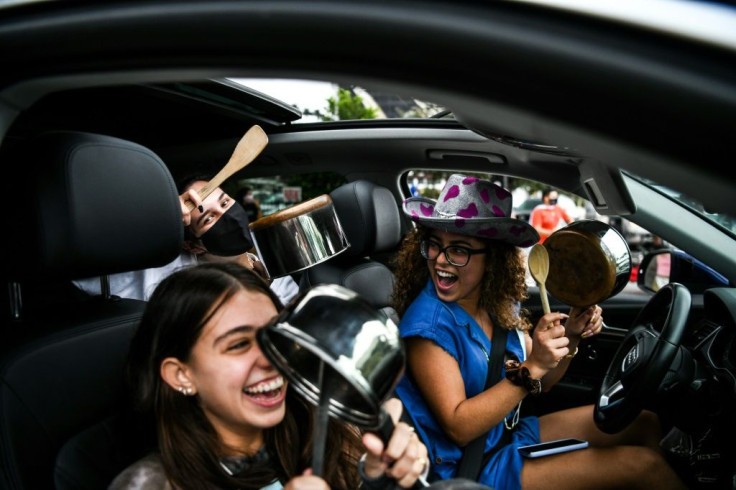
[257,283,405,427]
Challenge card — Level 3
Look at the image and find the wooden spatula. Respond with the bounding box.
[528,243,551,317]
[184,124,268,210]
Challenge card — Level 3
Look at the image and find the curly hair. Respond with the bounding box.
[390,226,533,332]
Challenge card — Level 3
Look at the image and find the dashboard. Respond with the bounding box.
[695,288,736,393]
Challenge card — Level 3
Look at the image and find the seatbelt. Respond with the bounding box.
[456,322,510,481]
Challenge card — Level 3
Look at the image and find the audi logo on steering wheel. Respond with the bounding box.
[621,345,639,372]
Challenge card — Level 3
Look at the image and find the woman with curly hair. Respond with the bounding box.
[392,174,686,490]
[110,261,429,490]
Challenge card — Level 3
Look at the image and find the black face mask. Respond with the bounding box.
[198,203,254,256]
[549,198,558,205]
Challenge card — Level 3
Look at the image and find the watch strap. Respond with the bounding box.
[505,360,542,396]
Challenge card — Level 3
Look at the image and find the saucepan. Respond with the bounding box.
[256,283,406,477]
[543,219,631,307]
[249,195,350,279]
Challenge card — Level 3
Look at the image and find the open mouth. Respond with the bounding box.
[436,269,458,289]
[243,375,285,401]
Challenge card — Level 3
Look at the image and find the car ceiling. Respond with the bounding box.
[0,0,734,217]
[6,79,581,195]
[7,80,299,150]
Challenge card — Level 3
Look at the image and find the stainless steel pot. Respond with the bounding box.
[544,219,631,307]
[257,283,407,477]
[256,283,406,428]
[249,195,349,278]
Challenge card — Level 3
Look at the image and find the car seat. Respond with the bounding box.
[0,131,183,489]
[299,180,403,324]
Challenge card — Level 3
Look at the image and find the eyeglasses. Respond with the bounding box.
[420,239,487,267]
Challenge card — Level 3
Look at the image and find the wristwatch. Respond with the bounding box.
[504,360,542,396]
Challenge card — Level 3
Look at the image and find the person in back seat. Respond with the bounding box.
[110,261,429,490]
[74,174,299,305]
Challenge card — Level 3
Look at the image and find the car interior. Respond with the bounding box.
[1,131,183,489]
[1,2,735,489]
[0,76,725,490]
[299,179,403,325]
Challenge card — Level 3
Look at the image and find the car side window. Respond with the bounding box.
[403,170,658,296]
[234,173,346,218]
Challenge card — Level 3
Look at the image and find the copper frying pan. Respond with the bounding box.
[543,220,631,307]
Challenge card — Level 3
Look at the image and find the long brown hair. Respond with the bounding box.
[126,262,362,489]
[391,226,533,331]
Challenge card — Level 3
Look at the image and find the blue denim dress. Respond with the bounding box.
[395,280,539,490]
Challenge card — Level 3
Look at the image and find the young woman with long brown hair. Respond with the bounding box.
[111,262,428,489]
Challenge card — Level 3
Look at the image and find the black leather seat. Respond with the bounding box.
[0,131,183,490]
[300,180,403,323]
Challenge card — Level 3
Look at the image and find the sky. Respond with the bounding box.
[231,78,337,117]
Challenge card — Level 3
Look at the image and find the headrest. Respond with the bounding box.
[329,180,401,258]
[6,131,183,280]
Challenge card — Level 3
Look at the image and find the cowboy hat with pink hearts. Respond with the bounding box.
[403,173,539,247]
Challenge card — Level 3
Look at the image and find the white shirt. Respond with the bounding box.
[73,253,300,305]
[269,272,301,305]
[73,253,198,301]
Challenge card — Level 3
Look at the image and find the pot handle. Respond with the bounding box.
[370,408,430,488]
[372,407,395,444]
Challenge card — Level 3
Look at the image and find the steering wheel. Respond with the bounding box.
[594,283,691,434]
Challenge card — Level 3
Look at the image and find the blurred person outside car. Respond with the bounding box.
[530,188,573,244]
[237,185,263,222]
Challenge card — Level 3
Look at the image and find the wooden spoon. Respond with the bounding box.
[528,243,551,316]
[184,124,269,210]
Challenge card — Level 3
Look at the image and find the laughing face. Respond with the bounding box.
[179,288,286,452]
[426,230,488,308]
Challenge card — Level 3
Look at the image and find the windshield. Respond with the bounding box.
[630,172,736,236]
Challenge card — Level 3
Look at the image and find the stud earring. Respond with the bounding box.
[177,386,184,393]
[185,387,194,396]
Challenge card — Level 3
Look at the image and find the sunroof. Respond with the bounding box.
[230,78,450,123]
[149,79,302,125]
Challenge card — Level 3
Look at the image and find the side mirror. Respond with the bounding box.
[637,250,671,293]
[637,250,729,294]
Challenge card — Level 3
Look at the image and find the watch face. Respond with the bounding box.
[526,377,542,395]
